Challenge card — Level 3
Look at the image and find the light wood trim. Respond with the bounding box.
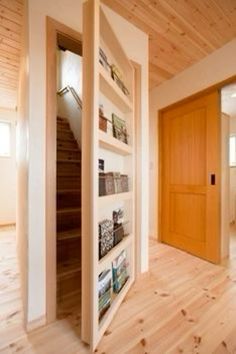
[158,110,163,243]
[16,0,28,330]
[81,0,99,346]
[132,60,142,276]
[46,17,82,325]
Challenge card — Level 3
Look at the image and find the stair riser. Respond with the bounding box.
[57,140,78,149]
[57,117,68,123]
[57,212,81,231]
[57,130,74,141]
[57,176,80,190]
[57,192,81,209]
[57,271,81,300]
[57,122,70,130]
[57,239,81,263]
[57,162,81,175]
[57,150,80,160]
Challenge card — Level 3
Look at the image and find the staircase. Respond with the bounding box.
[56,116,81,303]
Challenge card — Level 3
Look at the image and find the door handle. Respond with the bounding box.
[210,174,216,185]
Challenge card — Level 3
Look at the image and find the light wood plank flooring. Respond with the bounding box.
[1,227,236,353]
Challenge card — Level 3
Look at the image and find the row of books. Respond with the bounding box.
[99,208,126,259]
[99,47,129,97]
[99,172,128,196]
[98,250,129,321]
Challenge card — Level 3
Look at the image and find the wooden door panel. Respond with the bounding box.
[170,192,206,242]
[160,91,220,263]
[170,108,206,186]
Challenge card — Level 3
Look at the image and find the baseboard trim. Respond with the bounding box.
[27,315,46,332]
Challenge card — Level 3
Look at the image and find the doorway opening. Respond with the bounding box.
[56,34,83,328]
[221,83,236,260]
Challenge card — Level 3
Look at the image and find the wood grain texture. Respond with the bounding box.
[160,90,221,263]
[0,0,22,109]
[2,226,236,353]
[102,0,236,89]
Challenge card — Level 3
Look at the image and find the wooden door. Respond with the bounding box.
[160,91,221,263]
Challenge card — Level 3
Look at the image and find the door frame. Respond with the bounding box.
[158,75,236,262]
[46,17,82,324]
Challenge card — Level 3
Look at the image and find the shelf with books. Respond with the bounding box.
[83,2,136,349]
[99,276,133,334]
[98,234,133,274]
[99,130,132,156]
[99,64,133,114]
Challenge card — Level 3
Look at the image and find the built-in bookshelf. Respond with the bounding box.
[82,1,136,350]
[96,6,135,347]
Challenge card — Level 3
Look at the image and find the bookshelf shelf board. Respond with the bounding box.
[99,130,132,156]
[99,191,132,206]
[99,64,133,113]
[98,276,133,335]
[98,234,133,274]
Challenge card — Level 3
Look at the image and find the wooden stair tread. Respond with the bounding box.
[57,147,80,152]
[57,228,81,241]
[57,258,81,279]
[57,207,81,214]
[57,173,80,177]
[57,189,81,194]
[57,137,77,142]
[57,159,81,163]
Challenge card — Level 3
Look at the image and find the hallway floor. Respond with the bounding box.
[1,227,236,353]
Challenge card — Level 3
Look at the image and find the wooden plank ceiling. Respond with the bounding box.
[102,0,236,89]
[0,0,23,109]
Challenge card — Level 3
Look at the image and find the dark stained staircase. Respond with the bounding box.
[56,116,81,303]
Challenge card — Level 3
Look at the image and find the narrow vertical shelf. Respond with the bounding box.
[83,1,136,350]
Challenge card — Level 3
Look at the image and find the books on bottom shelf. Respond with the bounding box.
[98,269,112,321]
[112,250,128,294]
[98,250,129,322]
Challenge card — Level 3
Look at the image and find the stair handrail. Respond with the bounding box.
[57,85,82,110]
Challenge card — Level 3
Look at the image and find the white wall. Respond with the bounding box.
[27,0,148,324]
[230,117,236,223]
[0,108,17,225]
[149,38,236,238]
[57,50,82,147]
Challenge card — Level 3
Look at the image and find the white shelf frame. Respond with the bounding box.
[99,191,132,206]
[99,130,132,156]
[99,64,133,113]
[82,1,136,350]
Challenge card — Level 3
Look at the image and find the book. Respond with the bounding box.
[112,113,128,144]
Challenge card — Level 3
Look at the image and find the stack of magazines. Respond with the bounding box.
[112,250,129,293]
[98,269,112,321]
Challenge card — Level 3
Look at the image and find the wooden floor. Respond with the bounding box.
[1,227,236,353]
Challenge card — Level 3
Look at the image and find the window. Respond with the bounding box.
[0,121,11,157]
[229,135,236,167]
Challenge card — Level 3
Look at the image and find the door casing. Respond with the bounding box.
[46,17,82,324]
